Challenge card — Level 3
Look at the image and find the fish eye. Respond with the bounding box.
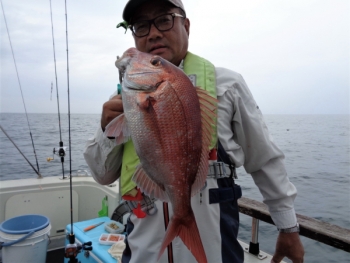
[150,57,162,66]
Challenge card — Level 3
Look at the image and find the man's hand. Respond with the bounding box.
[271,232,304,263]
[101,95,123,131]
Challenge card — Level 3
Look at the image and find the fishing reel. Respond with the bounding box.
[64,234,92,263]
[47,144,68,162]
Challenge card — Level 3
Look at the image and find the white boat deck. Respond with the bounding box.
[0,176,285,263]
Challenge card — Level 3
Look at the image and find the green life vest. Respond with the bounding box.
[120,52,217,196]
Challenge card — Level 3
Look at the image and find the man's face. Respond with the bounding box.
[130,0,190,66]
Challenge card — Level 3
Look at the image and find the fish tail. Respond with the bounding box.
[158,214,207,263]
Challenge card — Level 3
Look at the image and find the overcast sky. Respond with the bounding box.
[1,0,349,114]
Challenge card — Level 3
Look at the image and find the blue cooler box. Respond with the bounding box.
[64,217,120,263]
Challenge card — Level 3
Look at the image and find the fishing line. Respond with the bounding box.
[49,0,66,179]
[1,0,41,177]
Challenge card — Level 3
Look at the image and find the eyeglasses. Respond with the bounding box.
[129,13,185,37]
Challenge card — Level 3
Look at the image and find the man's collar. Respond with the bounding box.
[179,60,184,70]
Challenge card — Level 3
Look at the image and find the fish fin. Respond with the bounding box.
[158,214,207,263]
[196,87,217,147]
[191,140,208,196]
[191,88,218,196]
[196,88,217,111]
[104,114,131,145]
[191,157,208,196]
[132,165,170,202]
[191,147,210,197]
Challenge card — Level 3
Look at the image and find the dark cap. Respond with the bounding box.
[123,0,185,23]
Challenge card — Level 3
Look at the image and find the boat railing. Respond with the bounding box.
[238,197,350,254]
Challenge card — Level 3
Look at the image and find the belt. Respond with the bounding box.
[111,194,157,223]
[111,162,237,222]
[208,162,237,179]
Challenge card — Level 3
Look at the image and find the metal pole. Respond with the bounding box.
[249,218,260,255]
[251,218,259,244]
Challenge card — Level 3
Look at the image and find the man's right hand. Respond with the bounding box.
[101,94,123,131]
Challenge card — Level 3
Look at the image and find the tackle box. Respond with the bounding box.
[64,217,124,263]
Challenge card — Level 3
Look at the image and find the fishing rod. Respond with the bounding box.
[49,0,67,180]
[0,125,41,177]
[1,0,41,178]
[54,1,92,261]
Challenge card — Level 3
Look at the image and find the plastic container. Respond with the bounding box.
[0,214,51,263]
[99,233,125,245]
[104,220,124,234]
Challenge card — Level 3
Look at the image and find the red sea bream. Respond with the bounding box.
[106,48,217,263]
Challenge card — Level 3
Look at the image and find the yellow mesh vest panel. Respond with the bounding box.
[120,52,217,195]
[183,52,217,149]
[121,140,140,195]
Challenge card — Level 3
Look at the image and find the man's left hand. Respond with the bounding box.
[271,232,304,263]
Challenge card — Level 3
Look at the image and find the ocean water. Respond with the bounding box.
[0,113,349,262]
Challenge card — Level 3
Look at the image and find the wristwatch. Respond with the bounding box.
[278,223,300,233]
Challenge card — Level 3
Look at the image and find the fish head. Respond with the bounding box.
[115,48,177,93]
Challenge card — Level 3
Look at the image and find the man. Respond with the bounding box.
[84,0,305,262]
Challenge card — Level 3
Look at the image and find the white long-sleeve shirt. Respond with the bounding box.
[84,66,297,229]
